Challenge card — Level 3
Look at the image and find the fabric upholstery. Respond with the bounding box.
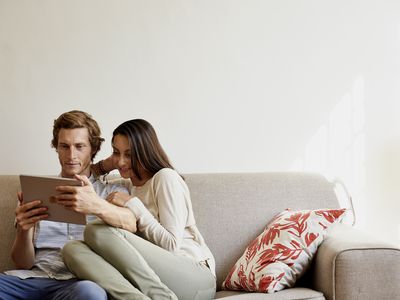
[0,176,19,273]
[185,173,339,289]
[215,287,324,299]
[1,173,399,300]
[314,223,400,300]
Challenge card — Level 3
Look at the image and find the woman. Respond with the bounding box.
[62,119,216,300]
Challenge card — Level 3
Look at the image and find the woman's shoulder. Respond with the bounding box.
[151,168,188,193]
[153,168,181,181]
[152,168,187,186]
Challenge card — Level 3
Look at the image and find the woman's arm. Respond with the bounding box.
[91,156,115,177]
[125,169,189,251]
[96,203,137,232]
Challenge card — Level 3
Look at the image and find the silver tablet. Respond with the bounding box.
[19,175,86,225]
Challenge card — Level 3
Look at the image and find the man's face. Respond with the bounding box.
[57,128,93,178]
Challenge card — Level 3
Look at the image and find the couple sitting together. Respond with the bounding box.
[0,110,216,300]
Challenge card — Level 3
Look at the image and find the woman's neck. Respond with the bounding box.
[130,173,151,187]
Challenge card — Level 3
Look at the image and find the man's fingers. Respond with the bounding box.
[25,207,48,218]
[19,214,48,229]
[74,174,90,186]
[55,185,77,193]
[53,194,75,201]
[16,200,43,214]
[17,209,48,228]
[56,200,75,207]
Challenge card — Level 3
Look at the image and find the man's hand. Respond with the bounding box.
[55,174,137,232]
[54,175,104,215]
[15,192,48,231]
[12,192,40,269]
[106,191,132,207]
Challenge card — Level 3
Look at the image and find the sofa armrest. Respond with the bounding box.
[313,223,400,300]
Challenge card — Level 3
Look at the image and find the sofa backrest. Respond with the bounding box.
[0,175,20,273]
[184,172,339,289]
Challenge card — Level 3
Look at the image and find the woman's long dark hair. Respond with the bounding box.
[112,119,174,180]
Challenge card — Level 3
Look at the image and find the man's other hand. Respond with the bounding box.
[15,192,48,231]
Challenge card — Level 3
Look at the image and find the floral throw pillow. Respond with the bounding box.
[222,208,346,293]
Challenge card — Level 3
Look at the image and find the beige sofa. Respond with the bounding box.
[1,173,399,300]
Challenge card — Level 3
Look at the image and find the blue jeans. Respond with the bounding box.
[0,274,107,300]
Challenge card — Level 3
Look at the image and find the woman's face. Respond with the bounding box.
[111,134,136,179]
[112,134,150,186]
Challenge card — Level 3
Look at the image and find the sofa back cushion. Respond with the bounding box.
[0,175,20,272]
[184,172,339,290]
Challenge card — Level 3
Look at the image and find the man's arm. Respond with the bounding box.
[11,193,48,269]
[94,201,137,232]
[55,175,137,233]
[11,227,35,269]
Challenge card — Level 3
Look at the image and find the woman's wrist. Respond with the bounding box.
[91,162,102,177]
[92,157,115,177]
[103,156,116,173]
[98,160,108,175]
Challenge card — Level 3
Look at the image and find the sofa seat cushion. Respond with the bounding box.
[215,287,324,299]
[222,208,346,293]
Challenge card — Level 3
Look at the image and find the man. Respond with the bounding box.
[0,110,135,300]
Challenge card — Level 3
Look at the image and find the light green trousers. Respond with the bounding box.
[62,222,216,300]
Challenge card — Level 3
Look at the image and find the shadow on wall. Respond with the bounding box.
[290,76,366,227]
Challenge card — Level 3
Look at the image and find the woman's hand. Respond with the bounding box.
[54,175,104,215]
[106,191,132,207]
[15,192,48,231]
[102,155,116,173]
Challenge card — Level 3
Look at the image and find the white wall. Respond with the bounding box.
[1,0,399,244]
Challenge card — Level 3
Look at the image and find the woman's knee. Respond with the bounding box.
[62,240,85,267]
[84,222,119,250]
[84,222,106,245]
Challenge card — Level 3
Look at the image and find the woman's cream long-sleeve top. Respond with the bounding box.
[112,168,215,275]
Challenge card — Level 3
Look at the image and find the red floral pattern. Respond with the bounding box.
[222,208,346,293]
